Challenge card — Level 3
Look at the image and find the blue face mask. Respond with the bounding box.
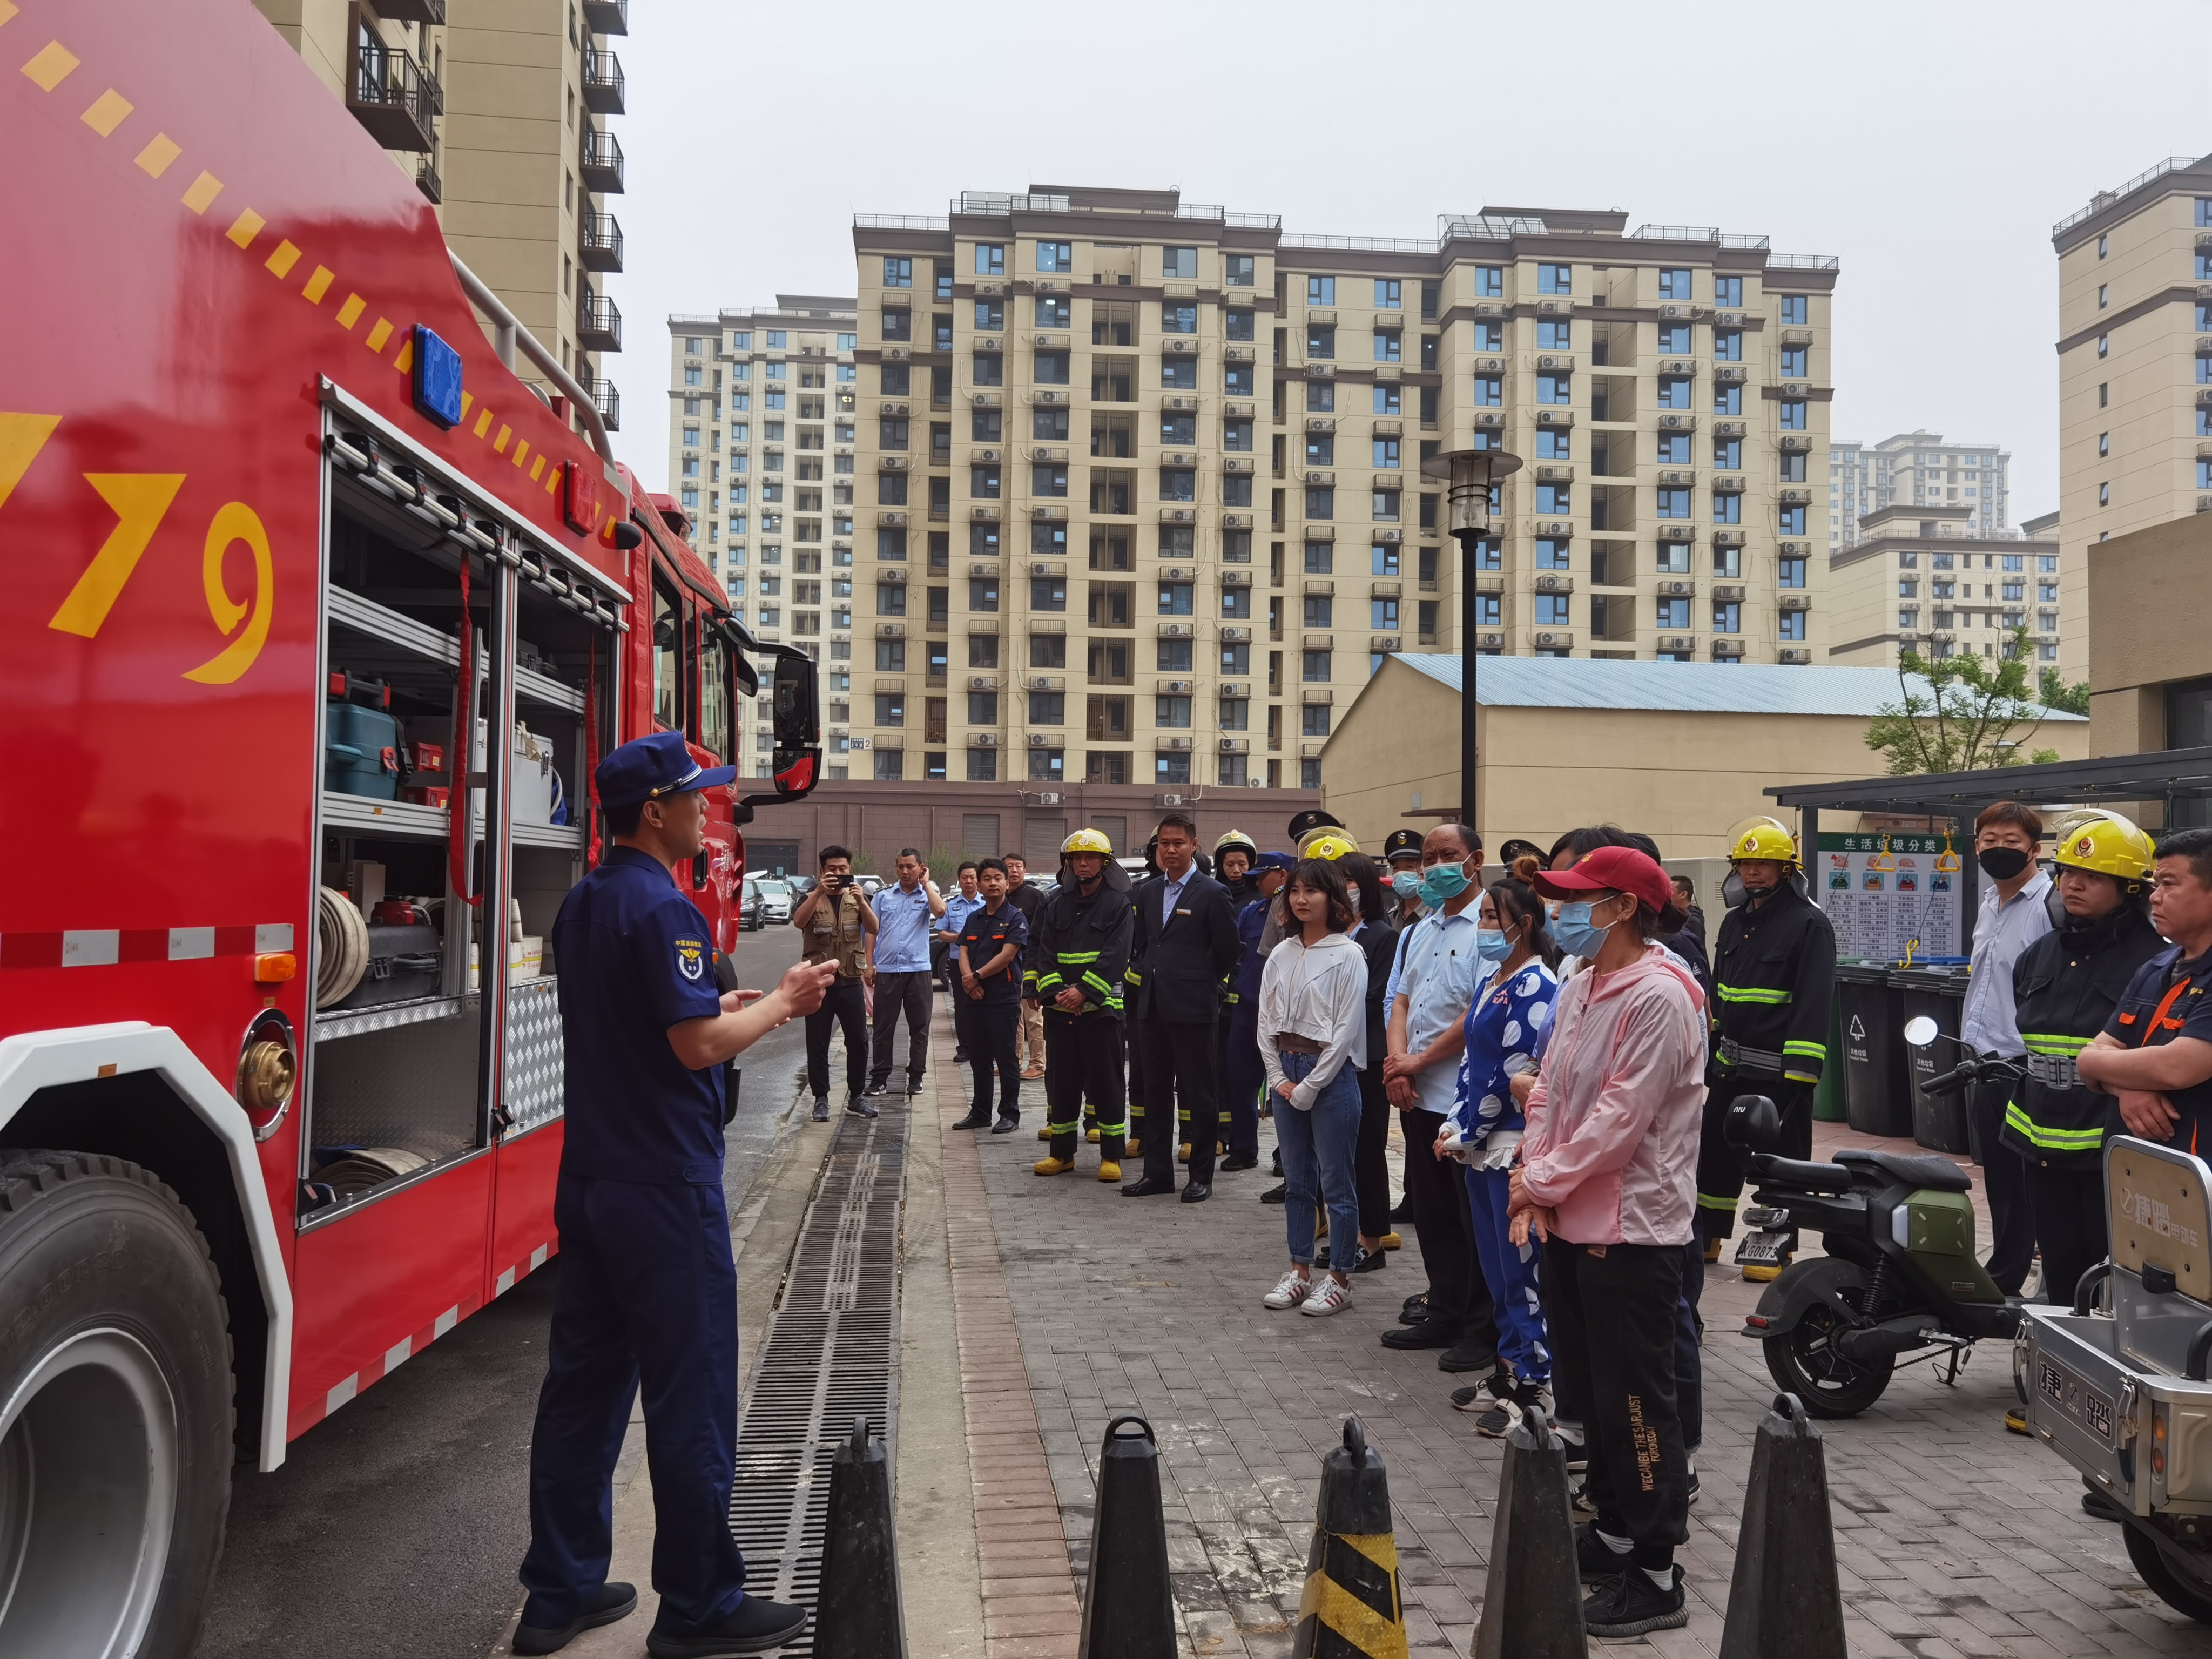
[1475,927,1515,963]
[1551,899,1615,960]
[1417,861,1472,909]
[1391,868,1422,897]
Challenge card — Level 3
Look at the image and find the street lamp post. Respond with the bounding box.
[1418,446,1522,842]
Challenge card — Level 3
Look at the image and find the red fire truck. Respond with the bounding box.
[0,6,817,1653]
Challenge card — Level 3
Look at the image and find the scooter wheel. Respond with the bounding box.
[1762,1304,1894,1419]
[2125,1521,2212,1623]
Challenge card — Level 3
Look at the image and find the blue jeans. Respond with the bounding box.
[1273,1050,1362,1267]
[1467,1163,1549,1384]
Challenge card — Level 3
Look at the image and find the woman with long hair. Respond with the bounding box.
[1256,859,1370,1317]
[1440,866,1559,1433]
[1511,844,1704,1639]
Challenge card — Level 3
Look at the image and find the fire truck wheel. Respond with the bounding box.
[0,1150,234,1659]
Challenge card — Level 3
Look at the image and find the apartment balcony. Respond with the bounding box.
[578,375,619,431]
[349,37,441,153]
[582,0,628,32]
[375,0,447,26]
[581,128,624,193]
[1780,328,1815,348]
[579,212,624,272]
[1778,488,1813,507]
[583,50,626,114]
[578,292,622,352]
[415,153,441,204]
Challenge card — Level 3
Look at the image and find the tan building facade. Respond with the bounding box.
[1827,504,2066,673]
[1322,655,2087,859]
[1829,431,2013,552]
[2053,153,2212,686]
[2085,515,2212,829]
[255,0,628,433]
[843,187,1839,794]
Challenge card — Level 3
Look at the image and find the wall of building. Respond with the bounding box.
[2086,512,2212,756]
[1826,515,2065,673]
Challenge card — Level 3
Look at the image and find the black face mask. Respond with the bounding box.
[1977,846,2032,881]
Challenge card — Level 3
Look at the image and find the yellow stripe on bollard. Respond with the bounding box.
[1292,1523,1409,1658]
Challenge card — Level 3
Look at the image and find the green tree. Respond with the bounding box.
[2039,666,2091,717]
[1866,628,2063,774]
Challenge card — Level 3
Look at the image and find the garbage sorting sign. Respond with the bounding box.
[1815,833,1961,961]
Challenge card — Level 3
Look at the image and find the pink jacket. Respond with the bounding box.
[1519,943,1707,1246]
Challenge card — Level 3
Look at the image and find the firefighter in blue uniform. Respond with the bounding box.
[514,731,835,1659]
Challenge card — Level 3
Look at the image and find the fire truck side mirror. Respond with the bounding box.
[740,647,822,808]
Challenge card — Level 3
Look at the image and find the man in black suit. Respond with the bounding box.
[1124,813,1242,1203]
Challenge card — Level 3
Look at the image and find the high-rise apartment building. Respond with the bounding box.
[1827,504,2064,672]
[846,186,1837,792]
[1829,432,2011,551]
[254,0,630,433]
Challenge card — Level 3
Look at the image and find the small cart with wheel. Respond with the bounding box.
[2020,1135,2212,1622]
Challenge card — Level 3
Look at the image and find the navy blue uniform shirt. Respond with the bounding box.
[959,899,1029,1003]
[2104,943,2212,1156]
[551,845,727,1184]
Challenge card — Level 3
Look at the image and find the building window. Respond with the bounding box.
[1472,375,1502,407]
[1781,557,1807,588]
[1537,373,1572,405]
[1779,505,1806,534]
[1158,581,1195,615]
[1372,543,1400,576]
[967,748,998,782]
[1656,488,1690,520]
[1304,541,1333,574]
[1779,347,1807,377]
[2098,333,2109,358]
[1779,610,1806,641]
[1712,490,1740,524]
[1162,302,1198,335]
[1303,650,1332,682]
[1712,601,1741,633]
[1305,487,1335,518]
[1475,595,1501,626]
[1537,264,1572,294]
[1778,400,1806,431]
[1307,325,1336,359]
[1535,482,1570,514]
[1371,597,1399,631]
[1037,239,1073,272]
[883,257,912,288]
[1373,330,1401,363]
[969,466,1000,499]
[973,353,1003,386]
[1373,490,1401,520]
[1307,275,1336,305]
[1225,365,1253,395]
[1035,350,1071,385]
[974,243,1005,275]
[1778,295,1808,325]
[1714,330,1742,361]
[1226,254,1256,287]
[1162,245,1198,279]
[1658,267,1692,300]
[1714,275,1742,307]
[2100,482,2110,505]
[969,578,1000,612]
[1303,596,1333,628]
[1474,265,1504,297]
[1161,356,1197,389]
[1536,538,1570,570]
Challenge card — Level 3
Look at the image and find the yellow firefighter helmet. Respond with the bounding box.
[2049,810,2155,893]
[1726,815,1800,867]
[1061,827,1115,857]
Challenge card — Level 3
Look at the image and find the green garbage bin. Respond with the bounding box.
[1813,988,1847,1122]
[1891,963,1974,1154]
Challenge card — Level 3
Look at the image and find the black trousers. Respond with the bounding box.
[1543,1236,1690,1569]
[1354,1067,1392,1238]
[1402,1105,1499,1349]
[804,978,868,1104]
[1967,1071,2036,1295]
[2024,1159,2105,1307]
[867,969,932,1088]
[1043,1009,1126,1160]
[1697,1076,1809,1241]
[954,998,1021,1122]
[1136,1016,1219,1184]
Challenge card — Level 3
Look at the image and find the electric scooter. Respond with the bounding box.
[1724,1017,2024,1417]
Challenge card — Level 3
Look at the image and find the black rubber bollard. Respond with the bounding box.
[814,1415,907,1658]
[1078,1414,1177,1659]
[1719,1392,1847,1659]
[1292,1417,1410,1659]
[1473,1402,1587,1659]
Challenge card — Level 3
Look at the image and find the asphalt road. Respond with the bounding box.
[192,923,817,1659]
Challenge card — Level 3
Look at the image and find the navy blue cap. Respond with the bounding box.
[595,730,736,808]
[1254,851,1297,874]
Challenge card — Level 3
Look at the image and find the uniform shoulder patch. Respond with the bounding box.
[674,936,707,981]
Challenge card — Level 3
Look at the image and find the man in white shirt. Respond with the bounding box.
[1380,824,1499,1372]
[1960,801,2052,1296]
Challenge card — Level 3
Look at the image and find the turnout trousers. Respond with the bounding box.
[1044,1007,1128,1164]
[1696,1075,1809,1242]
[520,1172,748,1632]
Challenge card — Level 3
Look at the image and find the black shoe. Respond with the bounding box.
[906,1080,927,1097]
[1271,1149,1284,1174]
[1582,1567,1686,1638]
[1575,1526,1633,1585]
[1389,1196,1414,1223]
[1380,1322,1458,1350]
[1220,1154,1258,1172]
[646,1595,811,1658]
[864,1077,896,1096]
[990,1116,1019,1134]
[1401,1292,1429,1317]
[951,1111,991,1129]
[1438,1337,1499,1373]
[1181,1181,1211,1204]
[811,1097,831,1122]
[953,1048,968,1064]
[515,1583,638,1655]
[1123,1176,1176,1197]
[1260,1182,1286,1204]
[1348,1244,1387,1274]
[847,1096,880,1119]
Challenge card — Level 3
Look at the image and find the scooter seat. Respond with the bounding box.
[1835,1148,1971,1193]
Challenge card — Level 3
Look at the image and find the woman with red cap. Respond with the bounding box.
[1509,842,1705,1639]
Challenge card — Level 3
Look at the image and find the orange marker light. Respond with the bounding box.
[254,952,297,984]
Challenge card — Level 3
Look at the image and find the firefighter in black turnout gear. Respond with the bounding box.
[1027,828,1135,1181]
[2001,810,2164,1309]
[1699,815,1836,1277]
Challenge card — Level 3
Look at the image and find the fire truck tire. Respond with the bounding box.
[0,1150,234,1659]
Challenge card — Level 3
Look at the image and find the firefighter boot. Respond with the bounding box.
[1096,1120,1127,1183]
[1035,1113,1082,1176]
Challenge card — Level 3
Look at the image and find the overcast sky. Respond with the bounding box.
[610,0,2207,511]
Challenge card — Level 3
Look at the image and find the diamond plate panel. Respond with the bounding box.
[504,977,564,1132]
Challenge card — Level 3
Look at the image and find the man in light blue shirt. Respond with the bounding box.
[865,848,946,1098]
[937,861,983,1057]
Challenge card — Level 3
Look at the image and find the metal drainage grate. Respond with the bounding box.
[729,1102,906,1655]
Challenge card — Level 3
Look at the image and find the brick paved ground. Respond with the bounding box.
[926,995,2212,1657]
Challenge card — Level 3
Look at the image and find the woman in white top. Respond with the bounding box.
[1256,859,1370,1317]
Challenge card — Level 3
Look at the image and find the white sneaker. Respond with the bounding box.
[1300,1277,1352,1317]
[1263,1270,1312,1310]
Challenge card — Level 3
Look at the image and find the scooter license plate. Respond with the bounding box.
[1736,1232,1788,1265]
